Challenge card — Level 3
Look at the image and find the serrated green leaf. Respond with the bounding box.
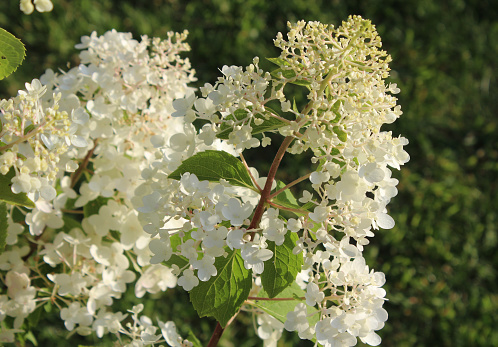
[168,150,254,189]
[189,249,252,327]
[83,196,110,218]
[252,282,320,326]
[0,167,35,208]
[0,28,26,80]
[261,232,303,298]
[0,202,7,255]
[216,107,287,140]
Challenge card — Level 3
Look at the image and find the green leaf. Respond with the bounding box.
[23,331,38,346]
[301,201,316,211]
[163,233,190,268]
[0,202,7,255]
[267,58,311,86]
[271,181,311,216]
[61,215,83,233]
[169,150,254,189]
[270,67,296,79]
[0,28,26,80]
[24,124,35,135]
[270,68,311,86]
[27,304,43,329]
[186,329,203,347]
[0,167,35,208]
[329,99,343,123]
[292,98,299,113]
[252,282,320,326]
[330,148,341,156]
[189,249,252,327]
[164,254,189,268]
[332,125,348,142]
[266,57,291,67]
[271,181,300,210]
[44,301,52,313]
[216,107,287,140]
[261,232,303,298]
[83,196,110,218]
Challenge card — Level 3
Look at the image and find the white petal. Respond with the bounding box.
[376,213,395,229]
[71,135,88,148]
[40,185,57,201]
[361,332,382,346]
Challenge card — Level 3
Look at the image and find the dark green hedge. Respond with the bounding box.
[1,0,497,346]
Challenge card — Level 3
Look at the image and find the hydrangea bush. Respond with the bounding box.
[0,16,409,347]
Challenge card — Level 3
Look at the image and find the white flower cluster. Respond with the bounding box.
[0,79,87,201]
[1,16,409,347]
[1,29,194,345]
[158,16,409,346]
[135,168,279,283]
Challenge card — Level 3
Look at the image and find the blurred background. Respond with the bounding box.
[1,0,497,346]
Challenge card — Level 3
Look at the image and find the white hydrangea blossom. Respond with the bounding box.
[159,16,408,346]
[0,29,195,345]
[1,15,408,347]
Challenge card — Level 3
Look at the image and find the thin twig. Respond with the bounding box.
[239,152,262,192]
[268,172,311,200]
[71,139,98,188]
[247,296,305,301]
[268,201,308,214]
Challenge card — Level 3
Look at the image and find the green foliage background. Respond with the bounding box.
[1,0,497,346]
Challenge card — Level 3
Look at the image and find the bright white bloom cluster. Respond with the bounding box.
[0,79,87,201]
[161,16,408,346]
[134,165,275,283]
[1,15,408,347]
[0,29,194,345]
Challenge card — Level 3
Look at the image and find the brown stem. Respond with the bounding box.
[71,139,98,188]
[0,121,51,152]
[207,322,225,347]
[248,136,294,234]
[206,137,295,346]
[60,209,85,214]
